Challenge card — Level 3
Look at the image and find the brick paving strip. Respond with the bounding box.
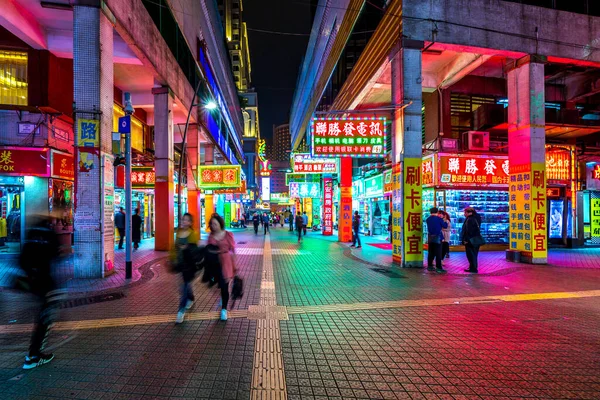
[249,234,289,399]
[1,288,599,335]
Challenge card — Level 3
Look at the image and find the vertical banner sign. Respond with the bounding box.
[102,154,115,276]
[591,192,600,244]
[305,198,313,226]
[224,203,231,226]
[338,187,352,241]
[391,163,402,263]
[531,163,547,261]
[403,158,423,264]
[323,178,333,236]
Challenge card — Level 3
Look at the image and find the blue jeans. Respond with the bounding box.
[352,229,361,246]
[179,281,194,311]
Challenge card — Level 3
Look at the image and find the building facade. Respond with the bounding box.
[273,124,291,161]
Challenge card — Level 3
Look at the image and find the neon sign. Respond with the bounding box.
[198,165,242,189]
[311,117,386,157]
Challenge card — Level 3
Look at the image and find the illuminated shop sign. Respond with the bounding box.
[289,182,320,198]
[422,157,434,186]
[132,167,155,188]
[0,147,50,177]
[594,165,600,181]
[545,147,573,182]
[261,177,270,201]
[311,117,386,157]
[293,153,337,173]
[383,169,392,195]
[214,180,247,194]
[285,173,320,185]
[51,151,75,181]
[591,193,600,243]
[439,154,510,186]
[198,165,242,189]
[364,174,384,198]
[323,178,333,236]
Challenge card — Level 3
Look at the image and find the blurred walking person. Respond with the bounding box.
[114,207,125,249]
[175,213,199,324]
[19,214,64,369]
[132,208,142,250]
[208,214,238,321]
[262,212,270,235]
[461,207,485,273]
[302,212,308,235]
[288,209,294,231]
[350,211,362,248]
[252,212,260,235]
[295,212,304,243]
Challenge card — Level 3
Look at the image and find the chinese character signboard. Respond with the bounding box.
[383,169,392,195]
[311,117,386,157]
[364,174,384,198]
[214,180,247,194]
[439,154,509,186]
[289,182,321,198]
[545,146,572,183]
[198,165,242,189]
[509,163,547,262]
[77,119,100,148]
[589,192,600,244]
[285,173,320,186]
[0,147,49,177]
[293,153,338,173]
[323,178,333,236]
[594,165,600,181]
[338,186,353,242]
[422,157,434,186]
[131,167,156,188]
[403,158,423,264]
[391,163,402,263]
[51,151,75,181]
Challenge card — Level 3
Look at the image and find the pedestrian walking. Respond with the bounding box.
[426,207,448,273]
[439,210,451,260]
[252,212,260,235]
[207,214,238,321]
[175,213,199,324]
[295,212,304,243]
[280,212,284,227]
[461,207,485,273]
[19,214,64,369]
[350,211,362,248]
[132,208,142,250]
[302,212,308,235]
[288,209,294,231]
[114,207,125,249]
[262,213,270,235]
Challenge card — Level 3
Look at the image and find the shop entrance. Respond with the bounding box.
[0,183,24,254]
[547,187,572,246]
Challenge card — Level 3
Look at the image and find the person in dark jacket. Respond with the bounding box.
[262,213,270,235]
[295,212,304,243]
[19,214,64,369]
[175,213,199,324]
[252,213,260,235]
[461,207,483,273]
[350,211,362,248]
[425,207,448,273]
[114,207,125,249]
[132,209,142,250]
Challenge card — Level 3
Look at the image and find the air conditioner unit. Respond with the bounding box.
[464,131,490,151]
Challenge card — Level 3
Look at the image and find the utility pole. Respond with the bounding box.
[120,93,135,279]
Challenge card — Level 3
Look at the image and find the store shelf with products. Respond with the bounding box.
[422,189,509,245]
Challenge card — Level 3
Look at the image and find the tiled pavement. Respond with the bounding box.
[0,226,598,399]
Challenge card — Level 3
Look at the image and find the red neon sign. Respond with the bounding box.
[592,164,600,181]
[439,154,509,186]
[323,178,333,236]
[311,117,386,157]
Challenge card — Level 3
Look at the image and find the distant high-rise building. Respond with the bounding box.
[217,0,252,91]
[273,124,291,161]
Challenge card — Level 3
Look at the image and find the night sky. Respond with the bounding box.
[243,0,313,143]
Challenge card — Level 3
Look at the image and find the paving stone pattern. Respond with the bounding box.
[0,228,599,399]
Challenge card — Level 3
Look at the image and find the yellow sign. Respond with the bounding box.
[590,195,600,243]
[509,163,547,262]
[403,158,423,264]
[77,119,100,147]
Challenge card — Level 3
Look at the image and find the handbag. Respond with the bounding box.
[469,218,486,246]
[232,276,244,300]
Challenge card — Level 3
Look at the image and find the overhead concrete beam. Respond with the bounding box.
[348,61,389,110]
[439,54,492,89]
[568,77,600,102]
[0,0,47,49]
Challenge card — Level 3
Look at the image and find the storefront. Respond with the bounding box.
[363,173,389,237]
[0,147,75,254]
[581,163,600,245]
[114,166,156,241]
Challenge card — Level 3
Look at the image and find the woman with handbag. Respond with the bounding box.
[461,207,485,273]
[208,214,238,321]
[175,213,199,324]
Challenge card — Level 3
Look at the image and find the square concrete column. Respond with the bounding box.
[507,56,547,264]
[153,87,175,251]
[338,157,353,242]
[391,40,424,268]
[186,125,201,232]
[203,143,215,232]
[73,4,114,278]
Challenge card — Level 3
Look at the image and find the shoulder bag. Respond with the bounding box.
[469,218,486,247]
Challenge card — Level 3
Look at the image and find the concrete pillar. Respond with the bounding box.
[507,56,547,264]
[338,157,353,242]
[73,4,114,278]
[152,87,174,251]
[391,40,424,267]
[186,124,201,232]
[203,143,215,232]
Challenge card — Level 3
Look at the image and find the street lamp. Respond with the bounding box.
[205,100,217,110]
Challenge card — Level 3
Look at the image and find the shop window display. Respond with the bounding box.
[0,186,23,253]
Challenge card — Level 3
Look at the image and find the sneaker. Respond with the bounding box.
[350,245,356,248]
[436,269,447,274]
[175,311,185,324]
[220,309,228,321]
[464,269,478,273]
[23,353,54,370]
[427,266,435,271]
[185,300,194,310]
[356,245,362,248]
